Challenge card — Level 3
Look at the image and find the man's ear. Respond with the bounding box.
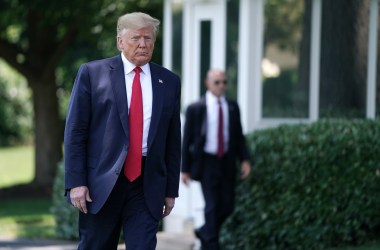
[117,36,123,50]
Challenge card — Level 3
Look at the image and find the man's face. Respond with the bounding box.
[205,71,227,97]
[117,27,155,66]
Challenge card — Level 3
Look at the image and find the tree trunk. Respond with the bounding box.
[29,73,62,190]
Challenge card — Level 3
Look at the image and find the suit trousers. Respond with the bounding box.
[198,153,235,250]
[77,157,159,250]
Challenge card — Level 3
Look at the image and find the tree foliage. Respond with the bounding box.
[264,0,304,52]
[0,72,32,146]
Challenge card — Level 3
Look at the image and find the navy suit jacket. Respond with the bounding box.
[64,55,181,220]
[181,96,249,181]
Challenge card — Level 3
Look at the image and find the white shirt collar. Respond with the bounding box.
[206,90,226,104]
[121,53,150,75]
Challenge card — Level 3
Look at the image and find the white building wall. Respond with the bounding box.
[238,0,264,133]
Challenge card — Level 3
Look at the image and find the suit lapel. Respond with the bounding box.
[147,63,164,149]
[227,99,235,146]
[199,97,207,138]
[109,55,129,138]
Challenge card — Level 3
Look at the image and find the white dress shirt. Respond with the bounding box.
[121,53,152,155]
[204,91,229,155]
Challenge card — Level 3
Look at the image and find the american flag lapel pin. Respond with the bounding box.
[158,79,163,84]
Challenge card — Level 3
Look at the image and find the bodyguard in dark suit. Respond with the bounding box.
[64,12,181,250]
[181,69,251,250]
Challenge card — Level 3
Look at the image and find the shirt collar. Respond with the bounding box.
[121,53,150,75]
[206,91,226,104]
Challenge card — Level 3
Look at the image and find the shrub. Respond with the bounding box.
[221,119,380,250]
[51,162,79,240]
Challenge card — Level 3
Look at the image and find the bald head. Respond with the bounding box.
[205,69,227,97]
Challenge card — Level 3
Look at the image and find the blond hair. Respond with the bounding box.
[117,12,160,38]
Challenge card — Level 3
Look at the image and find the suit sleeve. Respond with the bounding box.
[181,105,194,174]
[164,75,182,198]
[235,103,250,162]
[64,64,91,190]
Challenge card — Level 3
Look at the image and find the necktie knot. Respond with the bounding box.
[134,67,142,74]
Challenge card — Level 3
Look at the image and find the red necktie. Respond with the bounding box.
[124,67,143,181]
[217,98,224,158]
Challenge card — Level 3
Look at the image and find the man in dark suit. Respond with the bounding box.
[64,12,181,250]
[181,69,251,250]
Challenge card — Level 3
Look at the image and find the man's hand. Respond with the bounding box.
[181,173,191,186]
[240,160,251,180]
[70,186,92,214]
[162,197,175,217]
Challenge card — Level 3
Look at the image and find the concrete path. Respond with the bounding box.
[0,232,197,250]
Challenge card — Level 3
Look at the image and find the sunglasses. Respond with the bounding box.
[214,80,227,85]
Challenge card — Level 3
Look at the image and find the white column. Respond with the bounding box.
[238,0,264,133]
[309,0,322,121]
[163,0,173,70]
[210,0,226,70]
[182,1,198,109]
[366,0,378,118]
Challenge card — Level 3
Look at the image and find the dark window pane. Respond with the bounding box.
[319,0,369,118]
[225,0,239,100]
[172,1,183,77]
[200,20,211,95]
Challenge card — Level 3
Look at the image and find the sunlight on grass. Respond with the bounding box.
[0,146,57,239]
[0,145,34,188]
[0,199,55,238]
[0,215,55,238]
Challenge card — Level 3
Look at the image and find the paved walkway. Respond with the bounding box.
[0,232,197,250]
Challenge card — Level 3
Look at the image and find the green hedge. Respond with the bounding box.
[51,162,79,240]
[221,119,380,250]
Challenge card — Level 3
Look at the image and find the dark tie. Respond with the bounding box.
[124,67,143,181]
[217,98,224,158]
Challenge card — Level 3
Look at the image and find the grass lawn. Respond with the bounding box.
[0,199,55,238]
[0,145,34,188]
[0,145,56,239]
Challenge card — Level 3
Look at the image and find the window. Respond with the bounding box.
[319,0,369,118]
[200,20,211,94]
[262,0,308,118]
